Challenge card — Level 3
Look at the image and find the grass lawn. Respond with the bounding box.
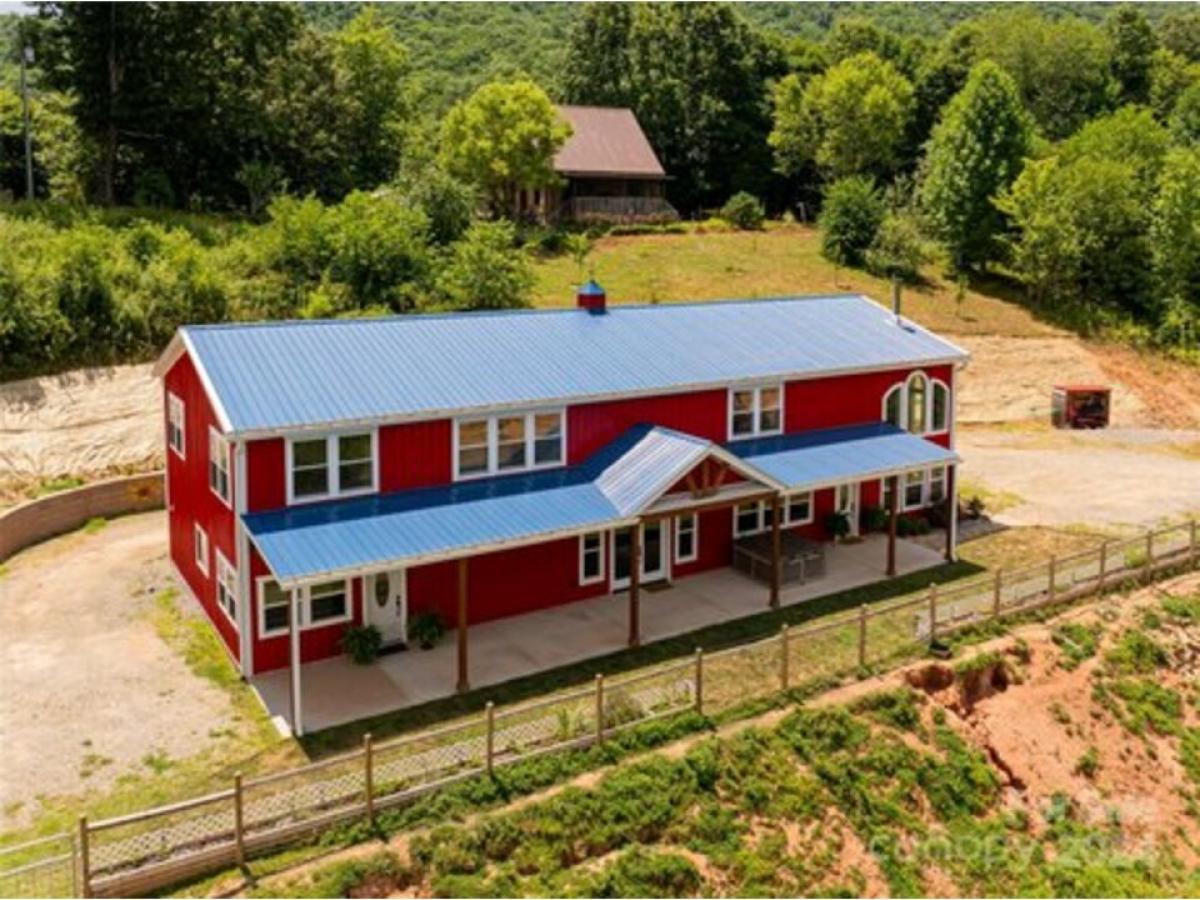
[531,224,1059,339]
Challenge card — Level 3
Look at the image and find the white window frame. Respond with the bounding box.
[257,576,293,638]
[215,549,238,628]
[732,493,812,537]
[785,491,814,525]
[881,372,949,437]
[193,524,209,577]
[928,465,948,505]
[452,409,566,481]
[207,427,232,507]
[579,532,606,585]
[167,393,185,459]
[906,371,929,435]
[306,578,353,628]
[675,513,699,563]
[285,430,379,505]
[727,384,784,441]
[903,469,926,510]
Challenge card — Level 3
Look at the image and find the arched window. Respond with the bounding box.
[906,373,927,434]
[931,380,949,432]
[883,384,903,427]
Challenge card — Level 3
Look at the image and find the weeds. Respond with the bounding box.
[1051,621,1102,670]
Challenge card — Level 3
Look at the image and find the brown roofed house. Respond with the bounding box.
[519,105,677,224]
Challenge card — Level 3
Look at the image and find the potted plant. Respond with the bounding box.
[341,625,383,665]
[824,510,851,542]
[861,505,889,533]
[408,612,445,650]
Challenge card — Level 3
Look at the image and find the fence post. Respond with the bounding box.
[780,624,790,692]
[858,604,868,669]
[694,648,704,716]
[594,674,605,745]
[927,585,938,643]
[363,733,375,829]
[78,817,91,899]
[1145,531,1155,583]
[992,569,1002,618]
[1099,541,1108,590]
[1191,520,1198,568]
[485,702,495,774]
[233,772,246,869]
[1048,555,1057,601]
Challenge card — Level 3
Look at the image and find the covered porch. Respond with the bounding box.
[251,533,946,733]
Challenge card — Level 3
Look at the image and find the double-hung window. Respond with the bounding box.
[786,491,814,525]
[729,385,783,440]
[167,393,185,458]
[732,494,812,537]
[208,428,231,505]
[194,524,209,577]
[904,470,925,509]
[216,550,238,626]
[287,432,377,503]
[454,410,565,480]
[930,381,950,433]
[579,532,605,585]
[308,579,349,625]
[928,466,947,505]
[259,578,292,637]
[258,577,349,636]
[675,514,698,563]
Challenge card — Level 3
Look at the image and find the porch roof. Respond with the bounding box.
[243,423,956,586]
[730,422,958,491]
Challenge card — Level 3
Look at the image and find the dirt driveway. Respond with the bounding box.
[0,512,236,827]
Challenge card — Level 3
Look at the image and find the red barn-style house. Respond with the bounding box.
[155,289,967,734]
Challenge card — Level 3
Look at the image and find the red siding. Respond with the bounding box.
[250,545,366,672]
[164,352,239,661]
[568,389,728,463]
[247,438,285,513]
[380,420,452,491]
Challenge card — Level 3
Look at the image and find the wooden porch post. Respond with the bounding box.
[628,523,641,647]
[886,474,899,577]
[769,494,782,609]
[289,587,303,737]
[944,464,957,562]
[456,558,469,693]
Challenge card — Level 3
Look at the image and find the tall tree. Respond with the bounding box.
[563,2,785,213]
[770,51,914,180]
[920,61,1033,271]
[1106,5,1158,107]
[1159,10,1200,64]
[438,79,571,218]
[1150,147,1200,306]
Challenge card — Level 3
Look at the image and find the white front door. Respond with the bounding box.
[368,569,407,646]
[612,521,670,589]
[837,483,861,537]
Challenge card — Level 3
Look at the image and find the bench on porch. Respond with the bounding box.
[732,532,827,585]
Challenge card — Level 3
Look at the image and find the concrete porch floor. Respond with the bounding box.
[252,534,946,733]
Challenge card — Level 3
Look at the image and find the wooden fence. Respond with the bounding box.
[2,520,1196,898]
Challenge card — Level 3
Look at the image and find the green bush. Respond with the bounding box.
[865,211,931,283]
[341,624,383,665]
[587,847,702,898]
[719,191,766,230]
[437,219,534,310]
[1103,630,1168,675]
[409,612,446,650]
[1051,622,1102,670]
[818,176,885,266]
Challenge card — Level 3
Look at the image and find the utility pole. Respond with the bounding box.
[20,44,34,200]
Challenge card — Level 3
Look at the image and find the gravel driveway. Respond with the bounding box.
[0,512,235,827]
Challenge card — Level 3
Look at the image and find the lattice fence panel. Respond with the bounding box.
[787,618,859,688]
[604,663,695,726]
[89,793,233,876]
[373,721,488,793]
[0,835,76,899]
[243,753,366,838]
[703,638,780,713]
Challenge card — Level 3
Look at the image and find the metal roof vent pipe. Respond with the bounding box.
[891,278,902,322]
[577,279,607,315]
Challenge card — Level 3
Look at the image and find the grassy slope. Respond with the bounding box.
[531,225,1059,340]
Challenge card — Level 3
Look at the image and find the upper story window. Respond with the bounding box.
[208,428,231,506]
[287,431,377,504]
[167,393,185,458]
[454,410,565,480]
[194,523,209,577]
[882,373,950,435]
[216,550,238,627]
[729,385,783,440]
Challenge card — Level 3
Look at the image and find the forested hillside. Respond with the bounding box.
[1,2,1198,380]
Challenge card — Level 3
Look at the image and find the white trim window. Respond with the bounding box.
[728,385,783,440]
[882,372,950,436]
[675,513,698,563]
[733,493,813,537]
[287,431,378,504]
[579,532,605,585]
[208,428,231,505]
[308,579,351,626]
[904,470,926,509]
[194,524,210,577]
[167,393,186,458]
[216,550,238,626]
[454,410,565,480]
[928,466,947,505]
[258,577,292,638]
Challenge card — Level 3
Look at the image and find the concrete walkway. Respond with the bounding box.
[252,535,945,733]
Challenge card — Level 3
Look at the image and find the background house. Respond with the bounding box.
[521,105,677,223]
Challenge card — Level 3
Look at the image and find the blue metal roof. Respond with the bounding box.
[731,423,958,491]
[181,295,967,435]
[245,422,958,584]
